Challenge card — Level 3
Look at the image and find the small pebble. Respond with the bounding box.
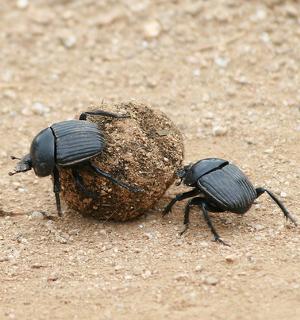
[29,211,45,220]
[61,35,77,48]
[212,126,228,136]
[142,270,152,279]
[253,224,265,231]
[204,276,219,286]
[0,256,9,262]
[143,20,161,38]
[32,102,50,115]
[285,5,298,18]
[225,255,236,263]
[280,192,287,198]
[17,0,28,9]
[47,273,59,282]
[124,274,133,280]
[214,56,230,68]
[195,265,203,272]
[3,90,17,100]
[174,273,189,281]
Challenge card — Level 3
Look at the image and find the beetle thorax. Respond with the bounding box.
[30,127,56,177]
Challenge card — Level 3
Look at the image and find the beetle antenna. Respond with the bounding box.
[11,156,21,160]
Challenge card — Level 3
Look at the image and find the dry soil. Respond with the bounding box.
[0,1,300,320]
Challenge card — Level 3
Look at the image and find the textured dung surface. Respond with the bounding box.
[59,102,184,221]
[198,164,257,213]
[51,120,105,166]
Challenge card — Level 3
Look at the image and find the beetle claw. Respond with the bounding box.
[213,237,231,247]
[179,223,189,236]
[286,215,298,226]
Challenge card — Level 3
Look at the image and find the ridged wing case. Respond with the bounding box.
[51,120,105,165]
[198,164,257,214]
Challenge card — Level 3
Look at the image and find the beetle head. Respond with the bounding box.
[9,154,33,176]
[175,164,193,186]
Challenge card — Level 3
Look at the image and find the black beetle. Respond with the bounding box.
[163,158,297,246]
[9,110,142,216]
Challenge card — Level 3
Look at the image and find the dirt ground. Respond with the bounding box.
[1,1,300,319]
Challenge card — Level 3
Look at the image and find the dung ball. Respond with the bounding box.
[59,101,184,221]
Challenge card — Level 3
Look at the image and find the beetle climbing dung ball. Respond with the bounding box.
[59,102,184,221]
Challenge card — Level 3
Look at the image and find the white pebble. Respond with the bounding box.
[193,68,201,77]
[204,276,218,286]
[280,191,287,198]
[29,211,45,220]
[32,102,50,115]
[212,126,228,136]
[142,270,152,279]
[17,0,28,9]
[61,35,77,48]
[143,20,161,38]
[214,56,230,68]
[195,265,203,272]
[253,224,265,231]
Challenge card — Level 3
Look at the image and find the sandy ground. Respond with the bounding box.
[1,1,300,319]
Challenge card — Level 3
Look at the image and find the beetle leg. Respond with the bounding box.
[256,188,297,226]
[200,201,230,246]
[179,198,198,235]
[52,167,62,217]
[163,189,199,216]
[79,110,129,120]
[72,168,98,199]
[88,162,143,192]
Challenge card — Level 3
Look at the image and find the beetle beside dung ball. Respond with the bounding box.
[9,110,142,216]
[163,158,297,246]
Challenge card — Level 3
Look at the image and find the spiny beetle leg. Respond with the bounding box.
[163,189,199,216]
[72,168,98,199]
[79,110,129,120]
[213,237,231,247]
[52,167,62,216]
[200,201,230,246]
[256,187,297,226]
[179,197,201,235]
[88,162,143,193]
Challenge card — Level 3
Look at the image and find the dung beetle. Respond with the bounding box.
[9,110,142,216]
[163,158,297,246]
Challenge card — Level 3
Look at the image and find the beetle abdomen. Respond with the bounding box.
[51,120,105,166]
[198,164,257,213]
